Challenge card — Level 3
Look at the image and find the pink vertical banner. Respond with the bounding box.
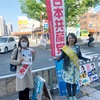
[46,0,66,56]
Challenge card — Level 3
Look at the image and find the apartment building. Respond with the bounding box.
[0,16,7,36]
[80,11,100,34]
[6,23,13,35]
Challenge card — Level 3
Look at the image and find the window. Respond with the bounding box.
[80,22,87,25]
[10,37,15,41]
[0,38,7,43]
[8,37,14,42]
[90,15,95,18]
[84,16,87,18]
[83,22,87,25]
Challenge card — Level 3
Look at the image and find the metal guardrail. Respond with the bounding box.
[79,57,99,77]
[0,57,99,97]
[0,66,55,80]
[0,65,56,95]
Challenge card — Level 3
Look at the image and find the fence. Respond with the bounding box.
[0,57,99,98]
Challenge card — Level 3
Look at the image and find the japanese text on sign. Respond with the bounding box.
[52,0,66,55]
[46,0,66,56]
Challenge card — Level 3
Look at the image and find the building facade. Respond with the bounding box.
[80,11,100,34]
[0,16,7,36]
[18,16,40,32]
[12,16,40,37]
[6,23,13,35]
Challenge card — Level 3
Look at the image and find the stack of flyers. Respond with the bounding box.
[22,49,32,65]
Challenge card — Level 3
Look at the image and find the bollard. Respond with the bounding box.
[48,70,53,94]
[96,57,100,78]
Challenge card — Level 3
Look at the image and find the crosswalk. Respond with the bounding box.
[81,49,100,59]
[81,49,100,68]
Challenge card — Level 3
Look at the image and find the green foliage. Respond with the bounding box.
[19,0,100,26]
[19,0,47,20]
[65,0,100,26]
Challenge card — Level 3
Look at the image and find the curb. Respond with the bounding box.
[38,42,100,49]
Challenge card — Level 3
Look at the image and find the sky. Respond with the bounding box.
[94,5,100,12]
[0,0,25,31]
[0,0,100,32]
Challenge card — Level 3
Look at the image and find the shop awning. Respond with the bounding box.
[11,32,32,35]
[88,29,99,33]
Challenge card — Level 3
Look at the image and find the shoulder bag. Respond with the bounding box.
[10,48,18,72]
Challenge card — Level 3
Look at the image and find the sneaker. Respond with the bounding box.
[73,96,77,100]
[68,96,73,100]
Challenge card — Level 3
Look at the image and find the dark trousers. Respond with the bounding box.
[88,40,94,46]
[19,88,29,100]
[88,41,92,46]
[66,83,77,97]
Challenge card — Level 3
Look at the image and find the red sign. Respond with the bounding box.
[16,64,29,79]
[46,0,66,56]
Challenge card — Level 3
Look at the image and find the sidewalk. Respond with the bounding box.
[0,39,100,100]
[53,80,100,100]
[0,80,100,100]
[30,38,100,49]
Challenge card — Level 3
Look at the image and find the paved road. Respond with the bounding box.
[0,43,54,76]
[0,42,100,100]
[0,42,100,76]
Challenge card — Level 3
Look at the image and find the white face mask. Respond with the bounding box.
[21,42,28,48]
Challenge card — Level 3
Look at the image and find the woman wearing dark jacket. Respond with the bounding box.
[55,33,89,100]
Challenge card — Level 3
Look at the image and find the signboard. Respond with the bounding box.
[44,23,48,29]
[89,24,92,28]
[55,60,80,96]
[43,19,48,29]
[32,75,52,100]
[18,16,28,32]
[16,64,29,79]
[18,16,28,25]
[55,60,67,96]
[80,63,98,85]
[80,30,89,37]
[76,24,80,38]
[55,60,98,96]
[18,16,40,32]
[46,0,66,56]
[67,27,80,38]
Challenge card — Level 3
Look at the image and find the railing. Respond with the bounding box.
[0,65,56,97]
[0,57,99,98]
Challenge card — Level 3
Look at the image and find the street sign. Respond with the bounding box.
[89,24,92,28]
[44,23,48,28]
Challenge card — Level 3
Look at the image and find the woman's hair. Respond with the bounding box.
[88,34,91,37]
[66,33,77,45]
[91,63,94,67]
[18,35,29,47]
[81,66,85,70]
[88,33,93,37]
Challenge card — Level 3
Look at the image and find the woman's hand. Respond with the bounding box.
[31,50,36,54]
[53,57,59,60]
[28,48,36,54]
[92,56,96,60]
[20,58,24,62]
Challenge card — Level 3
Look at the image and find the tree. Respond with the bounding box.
[19,0,100,26]
[19,0,46,21]
[65,0,100,26]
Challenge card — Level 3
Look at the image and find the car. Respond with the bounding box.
[0,36,17,53]
[14,36,19,43]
